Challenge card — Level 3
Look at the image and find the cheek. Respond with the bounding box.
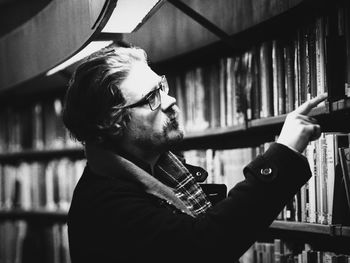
[129,111,163,131]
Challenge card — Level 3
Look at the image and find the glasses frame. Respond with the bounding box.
[114,75,169,111]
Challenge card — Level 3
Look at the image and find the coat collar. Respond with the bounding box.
[85,142,195,217]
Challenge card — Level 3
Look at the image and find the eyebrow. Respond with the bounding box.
[140,77,162,98]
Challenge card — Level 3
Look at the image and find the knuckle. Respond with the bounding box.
[304,101,311,108]
[286,113,296,121]
[296,119,303,125]
[299,125,309,134]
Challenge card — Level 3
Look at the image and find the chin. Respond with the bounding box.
[166,129,184,144]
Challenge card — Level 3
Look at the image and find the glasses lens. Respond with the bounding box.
[149,89,161,110]
[160,76,169,94]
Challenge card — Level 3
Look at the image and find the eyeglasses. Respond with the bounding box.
[115,75,169,111]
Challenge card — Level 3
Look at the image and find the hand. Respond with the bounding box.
[277,93,328,153]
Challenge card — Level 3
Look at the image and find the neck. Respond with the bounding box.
[121,144,161,174]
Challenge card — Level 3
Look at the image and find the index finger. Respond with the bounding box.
[294,93,328,115]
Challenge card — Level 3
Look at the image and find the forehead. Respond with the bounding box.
[119,61,160,102]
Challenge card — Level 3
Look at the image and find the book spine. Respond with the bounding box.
[345,5,350,97]
[325,133,336,224]
[219,58,227,128]
[226,57,233,127]
[259,41,274,118]
[284,39,295,113]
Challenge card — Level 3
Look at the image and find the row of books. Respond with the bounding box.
[0,220,70,263]
[0,158,85,211]
[184,144,272,190]
[184,132,350,226]
[0,97,80,153]
[168,4,350,132]
[278,133,350,225]
[241,239,350,263]
[0,6,349,151]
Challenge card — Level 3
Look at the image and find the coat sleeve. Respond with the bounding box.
[192,142,312,261]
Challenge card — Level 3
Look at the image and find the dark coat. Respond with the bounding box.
[68,143,311,263]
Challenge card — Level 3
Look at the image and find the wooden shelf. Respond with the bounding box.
[1,211,349,238]
[249,115,286,129]
[331,97,350,111]
[270,221,350,238]
[185,124,246,139]
[249,104,330,129]
[178,124,255,150]
[0,209,67,222]
[0,147,84,163]
[0,100,348,155]
[178,102,350,150]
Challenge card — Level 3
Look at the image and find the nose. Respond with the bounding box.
[160,91,176,112]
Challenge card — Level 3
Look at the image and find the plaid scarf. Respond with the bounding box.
[154,151,212,216]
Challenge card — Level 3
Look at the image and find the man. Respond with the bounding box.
[63,42,326,263]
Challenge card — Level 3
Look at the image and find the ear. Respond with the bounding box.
[104,108,131,139]
[108,122,123,137]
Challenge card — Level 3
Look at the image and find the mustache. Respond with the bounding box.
[165,116,179,130]
[165,109,180,129]
[163,105,182,132]
[165,105,179,119]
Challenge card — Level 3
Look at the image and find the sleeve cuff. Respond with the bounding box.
[243,142,312,187]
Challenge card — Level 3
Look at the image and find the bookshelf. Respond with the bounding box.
[1,0,350,262]
[155,0,350,260]
[0,148,84,163]
[270,221,350,238]
[176,100,350,151]
[0,209,67,223]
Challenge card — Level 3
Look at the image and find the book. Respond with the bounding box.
[272,39,286,116]
[194,67,209,130]
[305,141,317,223]
[338,147,350,211]
[174,74,186,131]
[43,98,66,149]
[283,38,295,113]
[19,105,33,150]
[315,17,327,99]
[331,133,350,225]
[219,58,227,128]
[259,41,274,118]
[243,51,253,121]
[345,4,350,97]
[301,148,310,222]
[32,102,45,150]
[225,57,233,126]
[319,135,328,224]
[325,4,346,102]
[300,24,311,103]
[324,133,336,224]
[294,35,302,108]
[251,46,261,119]
[307,21,318,100]
[203,62,221,129]
[235,54,247,125]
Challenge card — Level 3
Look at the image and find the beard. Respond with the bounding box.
[133,116,184,153]
[162,117,184,145]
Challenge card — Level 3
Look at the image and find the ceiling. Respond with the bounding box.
[0,0,307,96]
[0,0,51,37]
